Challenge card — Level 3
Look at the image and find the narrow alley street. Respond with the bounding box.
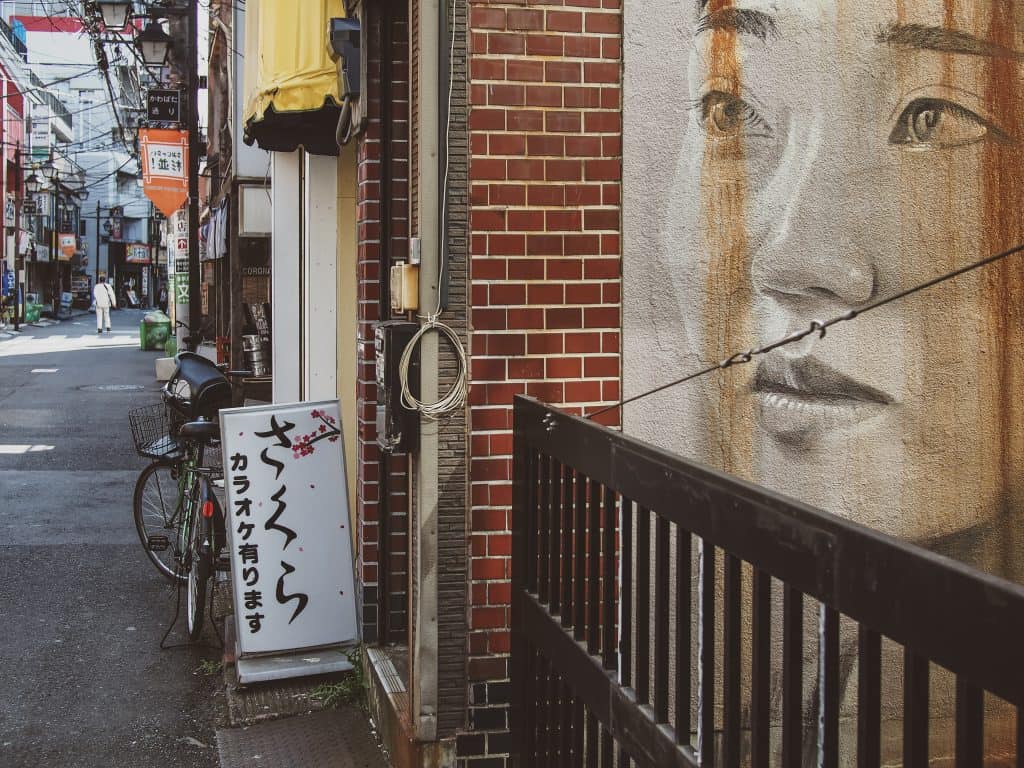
[0,311,220,768]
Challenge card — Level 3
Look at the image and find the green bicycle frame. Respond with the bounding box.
[173,442,205,572]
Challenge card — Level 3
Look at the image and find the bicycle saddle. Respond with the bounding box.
[165,352,232,420]
[178,419,220,444]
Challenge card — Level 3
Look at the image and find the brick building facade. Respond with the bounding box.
[352,0,624,764]
[461,0,622,762]
[233,0,622,760]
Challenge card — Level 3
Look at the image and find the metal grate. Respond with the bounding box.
[217,709,386,768]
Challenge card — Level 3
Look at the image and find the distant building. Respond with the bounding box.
[8,4,155,307]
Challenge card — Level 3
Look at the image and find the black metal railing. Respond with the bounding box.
[511,396,1024,767]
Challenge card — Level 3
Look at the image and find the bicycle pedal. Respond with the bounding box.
[146,534,171,552]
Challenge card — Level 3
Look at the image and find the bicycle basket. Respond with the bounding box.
[128,403,180,459]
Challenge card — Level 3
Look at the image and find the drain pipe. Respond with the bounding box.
[413,0,441,745]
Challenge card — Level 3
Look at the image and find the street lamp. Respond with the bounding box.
[135,19,173,65]
[24,172,41,195]
[97,0,133,29]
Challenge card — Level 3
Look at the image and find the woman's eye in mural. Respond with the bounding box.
[889,98,1009,149]
[692,90,772,140]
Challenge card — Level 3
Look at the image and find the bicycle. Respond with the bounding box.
[173,318,215,352]
[129,351,248,640]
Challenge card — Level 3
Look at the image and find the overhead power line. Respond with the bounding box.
[589,242,1024,420]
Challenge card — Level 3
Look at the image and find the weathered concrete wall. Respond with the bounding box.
[623,0,1024,580]
[624,2,1023,760]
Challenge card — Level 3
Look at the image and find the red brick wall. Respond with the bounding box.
[463,0,623,761]
[356,5,411,645]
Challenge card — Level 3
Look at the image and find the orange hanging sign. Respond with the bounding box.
[139,128,189,217]
[58,233,76,260]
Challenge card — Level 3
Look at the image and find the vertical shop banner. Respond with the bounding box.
[220,400,358,655]
[58,233,76,261]
[166,274,176,325]
[170,209,189,306]
[139,128,189,217]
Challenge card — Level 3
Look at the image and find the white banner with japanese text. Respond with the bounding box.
[220,400,357,655]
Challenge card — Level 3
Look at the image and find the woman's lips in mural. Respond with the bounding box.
[753,356,892,439]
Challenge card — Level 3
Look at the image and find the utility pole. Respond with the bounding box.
[51,176,57,309]
[95,200,100,284]
[186,0,200,342]
[12,141,20,332]
[160,0,201,345]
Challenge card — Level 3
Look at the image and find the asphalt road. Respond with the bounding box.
[0,311,221,768]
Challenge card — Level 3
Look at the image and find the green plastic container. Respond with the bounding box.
[164,336,177,358]
[24,303,41,324]
[140,311,172,351]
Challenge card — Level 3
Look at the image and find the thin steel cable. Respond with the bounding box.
[589,241,1024,420]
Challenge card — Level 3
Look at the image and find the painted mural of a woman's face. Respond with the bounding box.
[662,0,1024,553]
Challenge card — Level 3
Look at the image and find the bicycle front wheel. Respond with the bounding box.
[185,483,211,641]
[133,460,185,583]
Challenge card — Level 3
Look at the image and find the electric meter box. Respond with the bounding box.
[375,321,420,453]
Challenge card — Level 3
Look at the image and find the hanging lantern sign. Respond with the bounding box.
[139,128,189,217]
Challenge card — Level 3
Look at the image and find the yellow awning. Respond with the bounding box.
[243,0,346,155]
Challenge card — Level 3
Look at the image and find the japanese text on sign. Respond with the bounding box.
[220,401,357,655]
[145,145,185,177]
[139,128,189,216]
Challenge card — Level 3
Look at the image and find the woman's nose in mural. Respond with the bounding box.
[751,152,880,323]
[751,231,876,316]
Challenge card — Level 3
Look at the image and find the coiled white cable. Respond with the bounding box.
[396,0,468,422]
[399,316,468,420]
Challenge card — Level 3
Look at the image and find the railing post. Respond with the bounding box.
[510,396,528,767]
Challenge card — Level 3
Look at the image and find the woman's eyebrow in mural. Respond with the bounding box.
[877,23,1024,61]
[695,7,778,42]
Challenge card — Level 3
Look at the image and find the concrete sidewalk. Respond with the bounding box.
[212,580,388,768]
[0,306,112,338]
[217,709,387,768]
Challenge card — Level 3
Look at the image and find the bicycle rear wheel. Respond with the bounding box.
[185,482,211,641]
[133,460,185,583]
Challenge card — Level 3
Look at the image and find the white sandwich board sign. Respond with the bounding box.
[220,399,358,682]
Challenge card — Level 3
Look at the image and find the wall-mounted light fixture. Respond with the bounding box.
[135,19,173,66]
[97,0,133,29]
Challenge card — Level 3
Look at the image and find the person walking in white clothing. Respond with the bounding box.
[92,276,115,333]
